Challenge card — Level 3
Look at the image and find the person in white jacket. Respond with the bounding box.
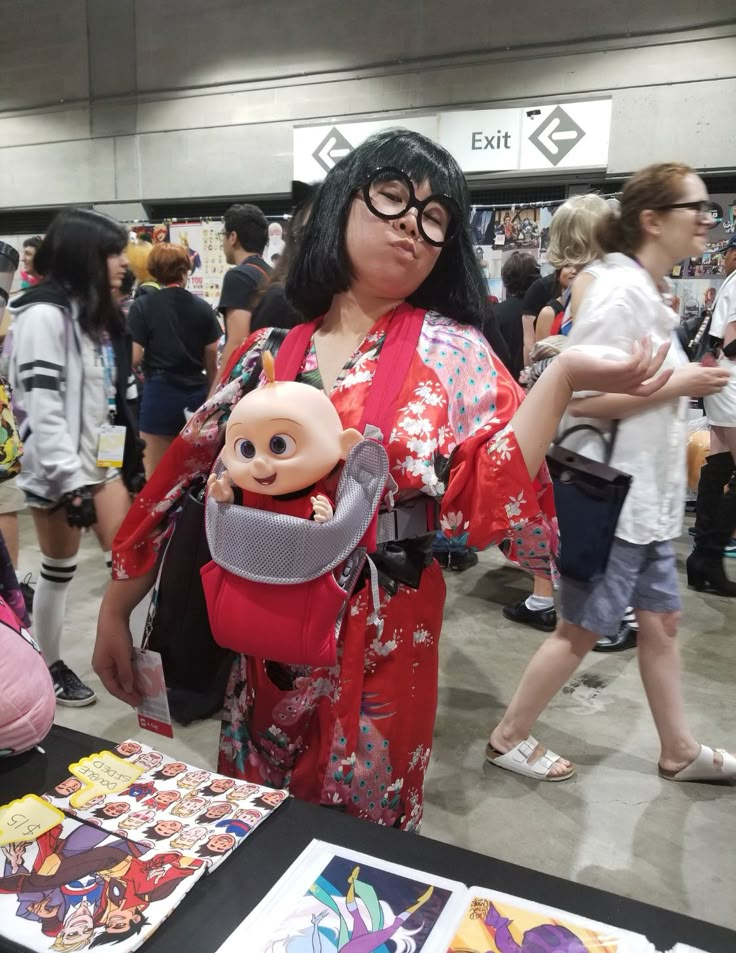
[9,209,144,706]
[487,162,735,783]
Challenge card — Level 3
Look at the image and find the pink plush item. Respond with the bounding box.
[0,597,55,757]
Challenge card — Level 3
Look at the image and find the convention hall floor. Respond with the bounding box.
[20,513,735,931]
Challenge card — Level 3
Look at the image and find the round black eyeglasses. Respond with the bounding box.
[361,167,461,247]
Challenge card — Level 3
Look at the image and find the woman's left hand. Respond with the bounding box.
[559,337,672,397]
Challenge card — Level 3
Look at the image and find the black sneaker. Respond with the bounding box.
[49,660,97,707]
[19,574,35,616]
[593,622,638,653]
[502,598,557,632]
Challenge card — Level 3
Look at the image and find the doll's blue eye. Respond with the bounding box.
[237,440,255,459]
[269,434,295,455]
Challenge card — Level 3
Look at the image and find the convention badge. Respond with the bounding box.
[0,794,65,845]
[67,751,145,808]
[96,424,127,467]
[133,647,174,738]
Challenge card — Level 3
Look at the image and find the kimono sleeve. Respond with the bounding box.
[439,333,558,576]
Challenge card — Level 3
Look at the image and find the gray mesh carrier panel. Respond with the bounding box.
[205,439,389,584]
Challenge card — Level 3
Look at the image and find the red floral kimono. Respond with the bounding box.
[113,306,557,831]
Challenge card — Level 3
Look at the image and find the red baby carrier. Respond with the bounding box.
[200,305,424,668]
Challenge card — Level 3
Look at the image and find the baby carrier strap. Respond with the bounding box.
[273,304,424,448]
[205,438,389,584]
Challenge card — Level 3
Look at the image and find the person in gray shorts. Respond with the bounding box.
[487,162,736,784]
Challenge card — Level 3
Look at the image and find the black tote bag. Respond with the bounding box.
[546,423,632,583]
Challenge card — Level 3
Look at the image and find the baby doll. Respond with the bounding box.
[206,352,362,520]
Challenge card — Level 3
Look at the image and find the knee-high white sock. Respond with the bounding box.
[34,554,77,666]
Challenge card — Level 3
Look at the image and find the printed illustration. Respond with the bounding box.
[249,855,452,953]
[43,740,288,872]
[446,891,643,953]
[0,817,204,952]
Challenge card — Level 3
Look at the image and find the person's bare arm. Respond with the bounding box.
[209,308,252,395]
[93,570,157,707]
[567,363,730,420]
[511,340,672,478]
[203,341,219,387]
[535,305,556,342]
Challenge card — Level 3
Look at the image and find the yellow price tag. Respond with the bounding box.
[0,794,66,846]
[68,750,145,808]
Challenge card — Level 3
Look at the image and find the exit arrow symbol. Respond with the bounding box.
[528,106,585,166]
[312,127,354,173]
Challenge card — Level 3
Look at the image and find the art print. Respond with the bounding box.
[443,888,653,953]
[43,740,288,872]
[0,816,204,952]
[217,840,467,953]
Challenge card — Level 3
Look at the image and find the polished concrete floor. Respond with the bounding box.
[18,513,735,931]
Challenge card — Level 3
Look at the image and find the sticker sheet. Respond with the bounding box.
[215,839,468,953]
[441,887,655,953]
[43,739,288,872]
[0,815,205,953]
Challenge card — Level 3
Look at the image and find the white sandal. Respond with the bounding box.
[485,735,576,782]
[659,744,736,783]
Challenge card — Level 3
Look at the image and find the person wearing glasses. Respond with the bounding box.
[487,163,735,783]
[93,131,670,827]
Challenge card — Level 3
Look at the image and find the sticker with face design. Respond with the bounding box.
[41,740,289,873]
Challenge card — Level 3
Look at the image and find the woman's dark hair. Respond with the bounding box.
[286,129,487,327]
[34,208,128,339]
[500,251,540,298]
[596,162,694,256]
[23,235,43,251]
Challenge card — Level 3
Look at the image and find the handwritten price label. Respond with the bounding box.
[68,750,145,808]
[0,794,65,845]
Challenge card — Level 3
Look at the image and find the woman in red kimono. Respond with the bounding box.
[93,131,669,830]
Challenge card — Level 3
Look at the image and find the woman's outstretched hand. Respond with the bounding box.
[559,338,672,397]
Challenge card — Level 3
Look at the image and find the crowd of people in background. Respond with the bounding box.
[1,130,735,812]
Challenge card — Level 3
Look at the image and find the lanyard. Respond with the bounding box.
[99,334,117,423]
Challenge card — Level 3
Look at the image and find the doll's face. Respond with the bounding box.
[222,383,361,496]
[160,761,187,778]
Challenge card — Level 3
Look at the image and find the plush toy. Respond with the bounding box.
[201,352,389,667]
[0,599,55,757]
[206,352,362,521]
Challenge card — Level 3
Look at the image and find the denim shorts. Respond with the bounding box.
[559,536,682,637]
[139,374,207,436]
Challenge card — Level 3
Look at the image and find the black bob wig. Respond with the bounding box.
[286,129,487,327]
